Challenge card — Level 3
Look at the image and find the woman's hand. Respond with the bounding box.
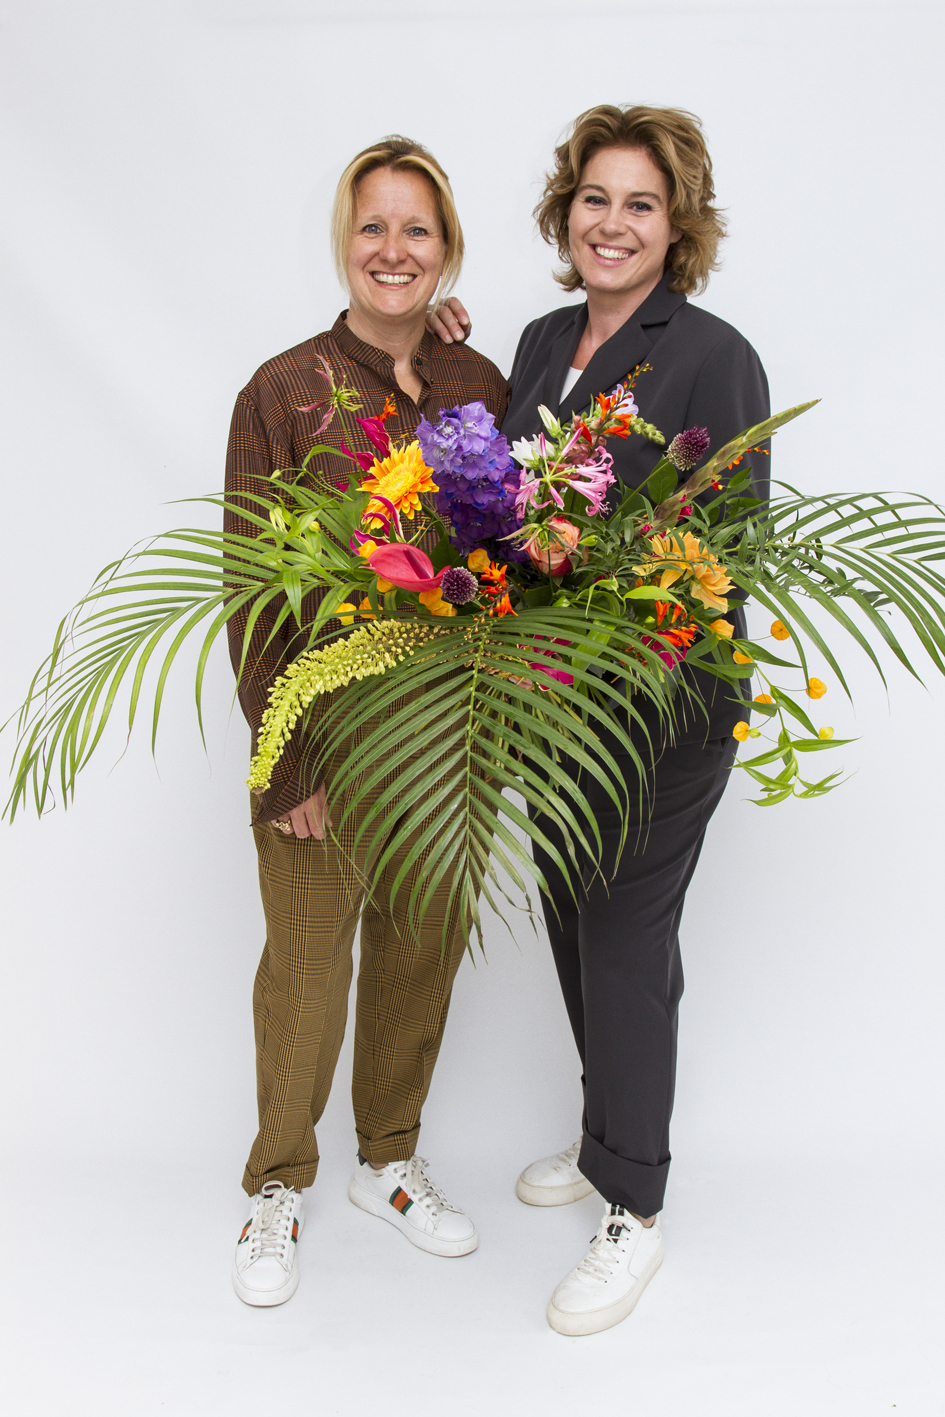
[273,783,331,839]
[425,297,472,344]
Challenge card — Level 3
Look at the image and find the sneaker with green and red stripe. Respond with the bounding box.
[347,1153,478,1257]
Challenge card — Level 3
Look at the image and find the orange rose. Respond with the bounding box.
[524,517,582,576]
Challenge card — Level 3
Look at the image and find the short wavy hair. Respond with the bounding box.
[331,135,465,304]
[535,104,725,295]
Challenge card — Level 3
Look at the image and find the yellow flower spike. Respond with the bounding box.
[807,677,827,699]
[358,540,378,559]
[336,602,357,625]
[733,650,753,664]
[709,618,733,639]
[754,693,774,705]
[732,721,751,742]
[770,620,790,640]
[376,577,393,592]
[818,726,834,740]
[467,549,489,573]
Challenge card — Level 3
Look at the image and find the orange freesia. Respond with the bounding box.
[479,561,516,617]
[636,530,733,614]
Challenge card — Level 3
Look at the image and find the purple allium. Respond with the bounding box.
[667,426,711,472]
[440,565,479,605]
[417,401,528,561]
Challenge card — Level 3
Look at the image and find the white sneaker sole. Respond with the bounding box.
[516,1173,596,1207]
[231,1210,304,1307]
[347,1174,478,1257]
[546,1241,664,1336]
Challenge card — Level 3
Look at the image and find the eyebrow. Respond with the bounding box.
[357,214,434,226]
[576,183,663,201]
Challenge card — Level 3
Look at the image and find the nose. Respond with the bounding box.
[597,209,629,238]
[376,230,409,266]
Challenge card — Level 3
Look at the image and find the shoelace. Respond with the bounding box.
[246,1182,295,1260]
[553,1140,582,1171]
[574,1207,637,1282]
[389,1155,452,1218]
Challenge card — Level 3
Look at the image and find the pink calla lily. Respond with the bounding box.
[367,543,445,593]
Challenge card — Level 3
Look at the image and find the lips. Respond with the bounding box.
[370,272,417,285]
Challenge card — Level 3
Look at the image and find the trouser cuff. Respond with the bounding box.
[356,1125,420,1167]
[579,1129,671,1218]
[241,1160,317,1197]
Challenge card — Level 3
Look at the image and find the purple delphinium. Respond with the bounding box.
[666,426,711,472]
[417,401,528,562]
[440,565,479,605]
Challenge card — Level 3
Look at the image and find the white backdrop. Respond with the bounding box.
[2,1,944,1413]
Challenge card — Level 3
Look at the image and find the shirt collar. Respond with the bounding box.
[332,311,433,389]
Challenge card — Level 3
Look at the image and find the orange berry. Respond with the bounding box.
[732,721,751,742]
[806,678,827,699]
[770,620,790,640]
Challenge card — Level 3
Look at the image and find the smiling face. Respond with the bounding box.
[346,166,446,330]
[567,145,681,305]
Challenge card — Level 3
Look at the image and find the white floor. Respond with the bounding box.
[5,1127,942,1415]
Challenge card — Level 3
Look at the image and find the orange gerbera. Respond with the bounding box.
[635,530,733,614]
[360,441,437,522]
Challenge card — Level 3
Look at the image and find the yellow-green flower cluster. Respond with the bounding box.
[247,620,439,791]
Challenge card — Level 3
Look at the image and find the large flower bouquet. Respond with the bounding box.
[8,360,945,942]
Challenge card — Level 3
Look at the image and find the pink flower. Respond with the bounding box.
[562,449,616,516]
[524,517,582,576]
[366,543,445,594]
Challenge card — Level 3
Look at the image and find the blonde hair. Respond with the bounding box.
[330,135,465,303]
[535,104,726,295]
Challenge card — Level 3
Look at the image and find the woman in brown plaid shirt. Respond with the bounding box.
[225,137,508,1308]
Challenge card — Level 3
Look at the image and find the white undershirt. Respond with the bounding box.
[560,365,583,401]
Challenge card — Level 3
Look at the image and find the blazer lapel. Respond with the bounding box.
[542,305,586,411]
[558,276,688,419]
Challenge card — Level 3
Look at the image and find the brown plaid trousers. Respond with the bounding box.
[231,316,508,1194]
[243,697,477,1195]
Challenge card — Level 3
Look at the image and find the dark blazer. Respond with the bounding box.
[503,272,771,743]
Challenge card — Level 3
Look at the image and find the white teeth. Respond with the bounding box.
[594,246,630,260]
[372,273,415,284]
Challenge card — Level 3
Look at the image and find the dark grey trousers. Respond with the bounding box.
[531,734,738,1218]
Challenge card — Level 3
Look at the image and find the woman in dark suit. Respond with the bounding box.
[433,104,769,1336]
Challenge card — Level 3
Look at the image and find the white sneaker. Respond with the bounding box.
[547,1204,663,1336]
[231,1181,304,1307]
[516,1140,596,1206]
[347,1153,478,1257]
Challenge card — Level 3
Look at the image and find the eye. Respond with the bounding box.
[628,202,654,214]
[360,222,383,235]
[406,225,431,237]
[584,195,607,207]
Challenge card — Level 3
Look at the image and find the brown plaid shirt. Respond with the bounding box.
[224,312,509,823]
